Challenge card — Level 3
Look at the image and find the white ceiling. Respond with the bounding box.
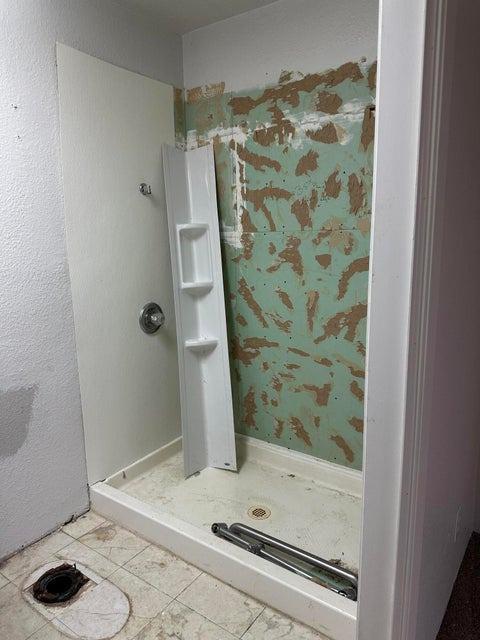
[124,0,278,35]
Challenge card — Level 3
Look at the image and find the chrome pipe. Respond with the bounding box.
[230,522,358,589]
[211,521,358,601]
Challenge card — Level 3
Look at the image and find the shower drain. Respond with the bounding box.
[247,505,271,520]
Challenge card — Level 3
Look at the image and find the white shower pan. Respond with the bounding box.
[89,143,362,639]
[91,434,361,640]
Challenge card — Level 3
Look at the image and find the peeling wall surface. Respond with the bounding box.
[183,60,376,469]
[0,0,182,560]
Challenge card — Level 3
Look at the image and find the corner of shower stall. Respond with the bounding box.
[90,432,362,640]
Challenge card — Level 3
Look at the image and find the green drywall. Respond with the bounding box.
[182,60,375,470]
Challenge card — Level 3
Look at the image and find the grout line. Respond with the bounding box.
[239,605,266,638]
[174,573,266,639]
[25,620,50,640]
[173,569,204,600]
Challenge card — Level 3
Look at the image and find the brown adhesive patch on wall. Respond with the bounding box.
[316,90,343,114]
[335,354,365,379]
[291,198,312,230]
[290,416,312,447]
[315,302,368,343]
[368,61,377,91]
[228,62,363,116]
[330,434,355,463]
[186,81,225,104]
[241,208,258,232]
[266,312,292,334]
[307,122,338,144]
[231,336,261,365]
[276,289,294,310]
[271,376,283,392]
[267,236,304,277]
[306,290,320,332]
[348,173,365,214]
[288,347,310,357]
[360,106,375,151]
[236,142,282,172]
[337,256,370,300]
[253,106,295,146]
[236,314,248,327]
[295,150,319,176]
[349,417,364,433]
[244,337,279,349]
[274,418,285,438]
[315,254,332,269]
[350,380,364,401]
[323,169,342,198]
[299,383,332,407]
[315,356,333,367]
[238,277,269,328]
[243,184,293,230]
[243,387,257,428]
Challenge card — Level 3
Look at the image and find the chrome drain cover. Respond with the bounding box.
[247,505,271,520]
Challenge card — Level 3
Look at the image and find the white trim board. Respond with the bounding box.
[357,1,451,640]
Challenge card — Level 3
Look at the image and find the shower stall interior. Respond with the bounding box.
[56,12,375,634]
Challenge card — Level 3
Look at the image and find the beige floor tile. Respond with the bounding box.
[0,582,46,639]
[28,621,77,639]
[123,545,201,599]
[55,540,118,578]
[107,567,172,639]
[0,532,73,585]
[79,522,149,566]
[53,578,129,640]
[242,607,329,639]
[0,572,8,589]
[62,511,105,539]
[177,573,264,637]
[136,601,238,640]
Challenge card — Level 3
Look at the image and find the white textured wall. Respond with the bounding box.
[0,0,182,560]
[183,0,378,91]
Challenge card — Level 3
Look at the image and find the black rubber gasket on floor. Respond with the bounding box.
[32,563,89,604]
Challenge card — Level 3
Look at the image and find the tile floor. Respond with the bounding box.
[0,511,329,640]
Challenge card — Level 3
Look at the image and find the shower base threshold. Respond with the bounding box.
[90,435,362,640]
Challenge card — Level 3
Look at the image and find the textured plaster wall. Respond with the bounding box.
[183,0,379,92]
[0,0,182,560]
[182,0,378,469]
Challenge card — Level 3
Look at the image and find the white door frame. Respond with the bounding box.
[357,1,448,638]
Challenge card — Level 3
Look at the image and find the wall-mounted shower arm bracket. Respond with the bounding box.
[139,182,152,196]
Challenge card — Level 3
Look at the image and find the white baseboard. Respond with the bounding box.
[106,433,362,499]
[236,435,363,498]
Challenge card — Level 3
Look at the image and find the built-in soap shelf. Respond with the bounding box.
[176,222,213,294]
[181,281,213,294]
[184,337,219,353]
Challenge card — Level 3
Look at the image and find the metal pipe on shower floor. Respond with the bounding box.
[211,521,358,601]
